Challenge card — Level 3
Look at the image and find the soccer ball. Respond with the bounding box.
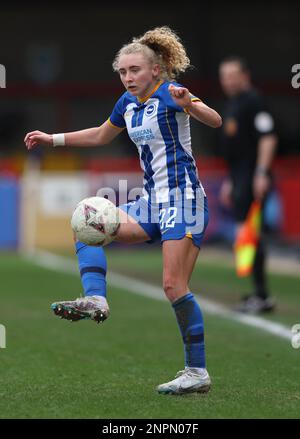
[71,196,120,246]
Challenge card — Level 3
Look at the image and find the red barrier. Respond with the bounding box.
[276,176,300,240]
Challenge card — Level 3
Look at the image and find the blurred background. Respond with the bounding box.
[0,0,299,254]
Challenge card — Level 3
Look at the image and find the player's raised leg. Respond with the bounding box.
[51,206,151,323]
[51,241,110,323]
[157,237,211,395]
[114,208,152,244]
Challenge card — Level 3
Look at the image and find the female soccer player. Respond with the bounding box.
[24,26,222,395]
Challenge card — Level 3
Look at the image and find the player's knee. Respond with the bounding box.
[163,277,184,302]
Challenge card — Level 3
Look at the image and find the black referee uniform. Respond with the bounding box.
[220,87,276,308]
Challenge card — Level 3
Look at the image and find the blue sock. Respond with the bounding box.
[172,292,206,368]
[75,241,107,298]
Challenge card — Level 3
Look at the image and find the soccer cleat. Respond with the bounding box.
[157,367,211,395]
[51,295,110,323]
[234,295,275,314]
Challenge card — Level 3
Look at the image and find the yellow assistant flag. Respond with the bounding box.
[234,201,262,277]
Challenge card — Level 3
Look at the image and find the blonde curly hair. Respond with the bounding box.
[112,26,191,81]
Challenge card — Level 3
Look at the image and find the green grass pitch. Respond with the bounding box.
[0,247,299,419]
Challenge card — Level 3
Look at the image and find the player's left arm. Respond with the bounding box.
[168,84,222,128]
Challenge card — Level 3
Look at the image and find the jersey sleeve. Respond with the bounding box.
[251,94,275,138]
[108,95,127,129]
[189,92,202,103]
[168,81,202,113]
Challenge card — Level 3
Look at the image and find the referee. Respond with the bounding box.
[218,56,278,313]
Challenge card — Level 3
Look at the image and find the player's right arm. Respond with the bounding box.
[24,120,124,150]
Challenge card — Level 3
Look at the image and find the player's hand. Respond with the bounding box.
[253,174,270,201]
[168,84,192,109]
[24,130,53,150]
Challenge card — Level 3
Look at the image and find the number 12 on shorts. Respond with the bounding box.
[159,207,177,231]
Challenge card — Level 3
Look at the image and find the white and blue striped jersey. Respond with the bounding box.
[108,80,206,203]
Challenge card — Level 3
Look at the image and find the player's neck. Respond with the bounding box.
[138,79,163,103]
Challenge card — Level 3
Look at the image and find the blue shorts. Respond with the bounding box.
[119,194,209,249]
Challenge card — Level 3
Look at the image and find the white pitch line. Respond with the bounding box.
[26,250,292,342]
